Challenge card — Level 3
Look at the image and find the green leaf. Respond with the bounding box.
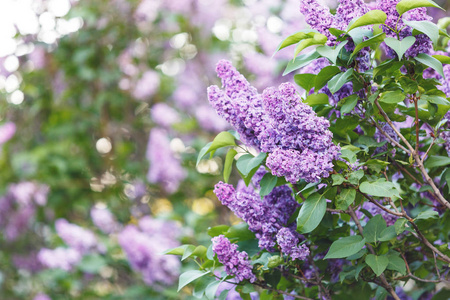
[78,254,106,274]
[316,40,348,64]
[348,169,365,185]
[207,225,229,237]
[394,218,407,235]
[182,245,196,261]
[226,223,256,241]
[294,73,317,91]
[193,277,215,299]
[378,226,397,241]
[315,66,341,91]
[324,235,366,259]
[178,270,210,292]
[340,94,359,114]
[396,0,443,16]
[363,214,387,243]
[421,95,450,106]
[336,188,356,210]
[304,93,329,105]
[347,10,387,32]
[386,254,407,274]
[197,132,236,165]
[294,33,327,57]
[378,90,406,104]
[332,174,345,186]
[359,179,401,198]
[348,28,374,45]
[365,254,389,277]
[223,148,238,183]
[351,32,386,58]
[373,59,403,77]
[403,20,439,46]
[424,155,450,168]
[205,280,222,300]
[398,76,418,94]
[164,244,192,256]
[416,210,439,220]
[328,69,353,94]
[384,36,416,60]
[283,51,320,75]
[297,192,327,234]
[415,53,445,78]
[433,55,450,64]
[259,173,278,197]
[236,152,267,176]
[274,30,319,53]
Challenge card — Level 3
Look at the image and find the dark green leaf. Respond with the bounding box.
[226,223,256,241]
[328,69,353,94]
[332,174,345,186]
[340,94,359,114]
[359,179,401,198]
[416,210,439,220]
[297,192,327,233]
[324,235,366,259]
[283,51,320,75]
[386,254,407,274]
[424,155,450,168]
[363,214,387,243]
[378,226,397,241]
[415,53,445,78]
[336,188,356,210]
[259,173,278,197]
[315,66,341,91]
[378,90,406,104]
[394,218,407,235]
[294,73,317,91]
[351,33,386,58]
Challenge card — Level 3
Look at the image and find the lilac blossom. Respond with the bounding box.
[195,105,229,133]
[118,217,181,286]
[358,201,398,226]
[335,0,369,30]
[90,206,118,234]
[33,294,51,300]
[55,219,98,254]
[208,61,339,183]
[146,128,186,194]
[13,252,43,273]
[151,103,180,128]
[212,235,256,282]
[0,122,16,145]
[214,181,298,250]
[299,0,337,44]
[276,228,310,260]
[37,247,82,271]
[132,70,160,100]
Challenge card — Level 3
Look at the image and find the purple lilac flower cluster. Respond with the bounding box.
[276,228,310,260]
[212,235,256,282]
[299,0,337,44]
[38,247,82,271]
[358,201,398,226]
[0,182,49,241]
[90,206,119,234]
[373,122,399,156]
[208,60,339,183]
[214,179,302,251]
[146,128,186,194]
[118,216,181,286]
[0,122,16,145]
[376,0,433,58]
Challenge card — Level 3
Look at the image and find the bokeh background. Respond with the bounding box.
[0,0,449,299]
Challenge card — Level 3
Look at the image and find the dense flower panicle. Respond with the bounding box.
[37,247,82,271]
[151,103,180,128]
[377,0,432,58]
[335,0,369,30]
[212,235,256,282]
[209,61,339,183]
[146,128,186,194]
[55,219,98,254]
[299,0,337,44]
[90,206,118,234]
[276,228,310,260]
[118,219,181,286]
[214,181,298,250]
[0,122,16,145]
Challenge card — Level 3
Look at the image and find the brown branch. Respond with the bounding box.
[421,138,435,163]
[413,95,420,154]
[371,118,410,154]
[354,187,403,217]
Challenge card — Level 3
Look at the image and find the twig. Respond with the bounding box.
[309,257,332,300]
[421,138,435,163]
[326,208,348,214]
[371,118,410,154]
[413,95,420,154]
[347,206,401,300]
[354,187,403,217]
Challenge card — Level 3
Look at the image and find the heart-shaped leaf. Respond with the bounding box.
[384,36,416,60]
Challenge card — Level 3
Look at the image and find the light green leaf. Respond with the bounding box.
[416,210,439,220]
[421,95,450,106]
[336,188,356,210]
[297,193,327,234]
[378,90,406,104]
[394,218,407,235]
[294,73,317,92]
[359,179,401,198]
[182,245,196,261]
[294,34,327,57]
[347,10,387,32]
[415,53,445,78]
[351,32,386,58]
[396,0,443,16]
[205,280,222,300]
[332,174,345,186]
[259,173,278,197]
[316,40,348,64]
[363,214,387,243]
[164,244,192,256]
[193,277,216,299]
[340,94,359,114]
[386,254,407,274]
[283,51,320,75]
[197,132,236,165]
[274,29,319,54]
[433,54,450,64]
[365,254,389,277]
[384,36,416,60]
[178,270,211,292]
[324,235,366,259]
[315,66,341,91]
[403,20,439,46]
[348,28,374,45]
[226,223,255,241]
[378,226,397,241]
[223,148,238,183]
[328,68,353,94]
[236,152,267,176]
[424,155,450,168]
[304,93,329,105]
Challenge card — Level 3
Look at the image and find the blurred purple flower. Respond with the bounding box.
[0,122,16,145]
[132,70,160,100]
[151,103,180,128]
[37,247,82,271]
[90,206,118,234]
[55,219,98,254]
